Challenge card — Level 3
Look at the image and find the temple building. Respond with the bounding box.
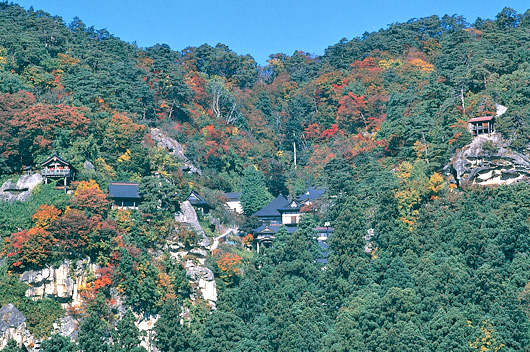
[108,182,142,209]
[468,116,495,136]
[40,153,76,192]
[251,187,330,253]
[224,192,243,213]
[185,190,211,214]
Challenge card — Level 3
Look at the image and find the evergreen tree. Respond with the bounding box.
[112,309,146,352]
[77,311,109,352]
[240,165,272,216]
[0,340,22,352]
[200,310,256,352]
[153,300,195,352]
[40,334,76,352]
[327,196,367,279]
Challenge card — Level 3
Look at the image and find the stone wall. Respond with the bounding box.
[446,134,530,186]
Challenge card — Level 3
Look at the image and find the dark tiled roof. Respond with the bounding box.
[225,192,241,200]
[186,190,210,207]
[277,199,302,212]
[253,194,288,217]
[297,187,326,202]
[108,182,141,199]
[41,152,71,167]
[252,224,298,234]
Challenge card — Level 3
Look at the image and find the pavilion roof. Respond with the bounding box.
[108,182,141,199]
[468,116,494,123]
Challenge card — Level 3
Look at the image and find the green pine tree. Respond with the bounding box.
[77,311,109,352]
[112,309,146,352]
[40,334,76,352]
[240,165,272,216]
[154,300,195,352]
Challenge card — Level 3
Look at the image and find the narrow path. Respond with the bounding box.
[210,228,238,251]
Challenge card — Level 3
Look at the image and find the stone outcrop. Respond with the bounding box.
[175,201,210,247]
[20,259,97,307]
[0,173,43,203]
[150,128,202,175]
[445,133,530,186]
[0,304,33,350]
[186,266,217,303]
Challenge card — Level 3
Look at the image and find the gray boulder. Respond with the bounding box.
[186,266,214,281]
[175,201,210,247]
[0,304,25,334]
[150,128,202,175]
[0,174,43,203]
[83,160,94,170]
[446,133,530,186]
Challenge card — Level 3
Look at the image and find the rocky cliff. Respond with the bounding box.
[150,128,202,175]
[445,133,530,186]
[20,259,95,307]
[0,304,33,350]
[0,173,43,203]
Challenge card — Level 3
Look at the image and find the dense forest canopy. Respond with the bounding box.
[2,2,530,351]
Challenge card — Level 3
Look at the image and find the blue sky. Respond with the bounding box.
[12,0,530,65]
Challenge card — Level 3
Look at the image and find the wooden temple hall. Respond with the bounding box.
[40,153,76,192]
[468,116,495,136]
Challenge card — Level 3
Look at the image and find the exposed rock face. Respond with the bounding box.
[186,266,217,302]
[0,173,43,203]
[0,304,33,350]
[20,259,96,307]
[150,128,202,175]
[83,160,94,170]
[54,316,78,340]
[445,134,530,186]
[175,201,210,247]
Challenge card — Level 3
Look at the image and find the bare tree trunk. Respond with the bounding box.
[460,85,465,117]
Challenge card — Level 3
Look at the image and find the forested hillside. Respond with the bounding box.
[2,2,530,350]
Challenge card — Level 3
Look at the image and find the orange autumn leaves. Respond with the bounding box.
[3,180,111,268]
[213,249,243,285]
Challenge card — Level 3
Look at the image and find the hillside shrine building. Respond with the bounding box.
[251,187,330,253]
[108,182,142,209]
[41,153,76,192]
[468,116,495,136]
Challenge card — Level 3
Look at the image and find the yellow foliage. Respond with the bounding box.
[74,179,102,197]
[428,172,444,193]
[95,157,117,178]
[378,58,403,69]
[412,140,429,160]
[469,320,505,352]
[111,208,133,231]
[118,149,132,163]
[408,58,434,72]
[151,146,180,177]
[57,53,80,67]
[396,161,413,180]
[0,47,6,70]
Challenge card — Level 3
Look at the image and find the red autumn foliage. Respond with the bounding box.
[10,103,89,150]
[321,124,340,139]
[71,180,109,216]
[50,209,98,252]
[6,227,55,267]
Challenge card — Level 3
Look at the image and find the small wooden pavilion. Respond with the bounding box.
[40,153,75,192]
[468,116,495,136]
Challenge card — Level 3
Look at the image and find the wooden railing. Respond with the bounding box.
[41,168,71,177]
